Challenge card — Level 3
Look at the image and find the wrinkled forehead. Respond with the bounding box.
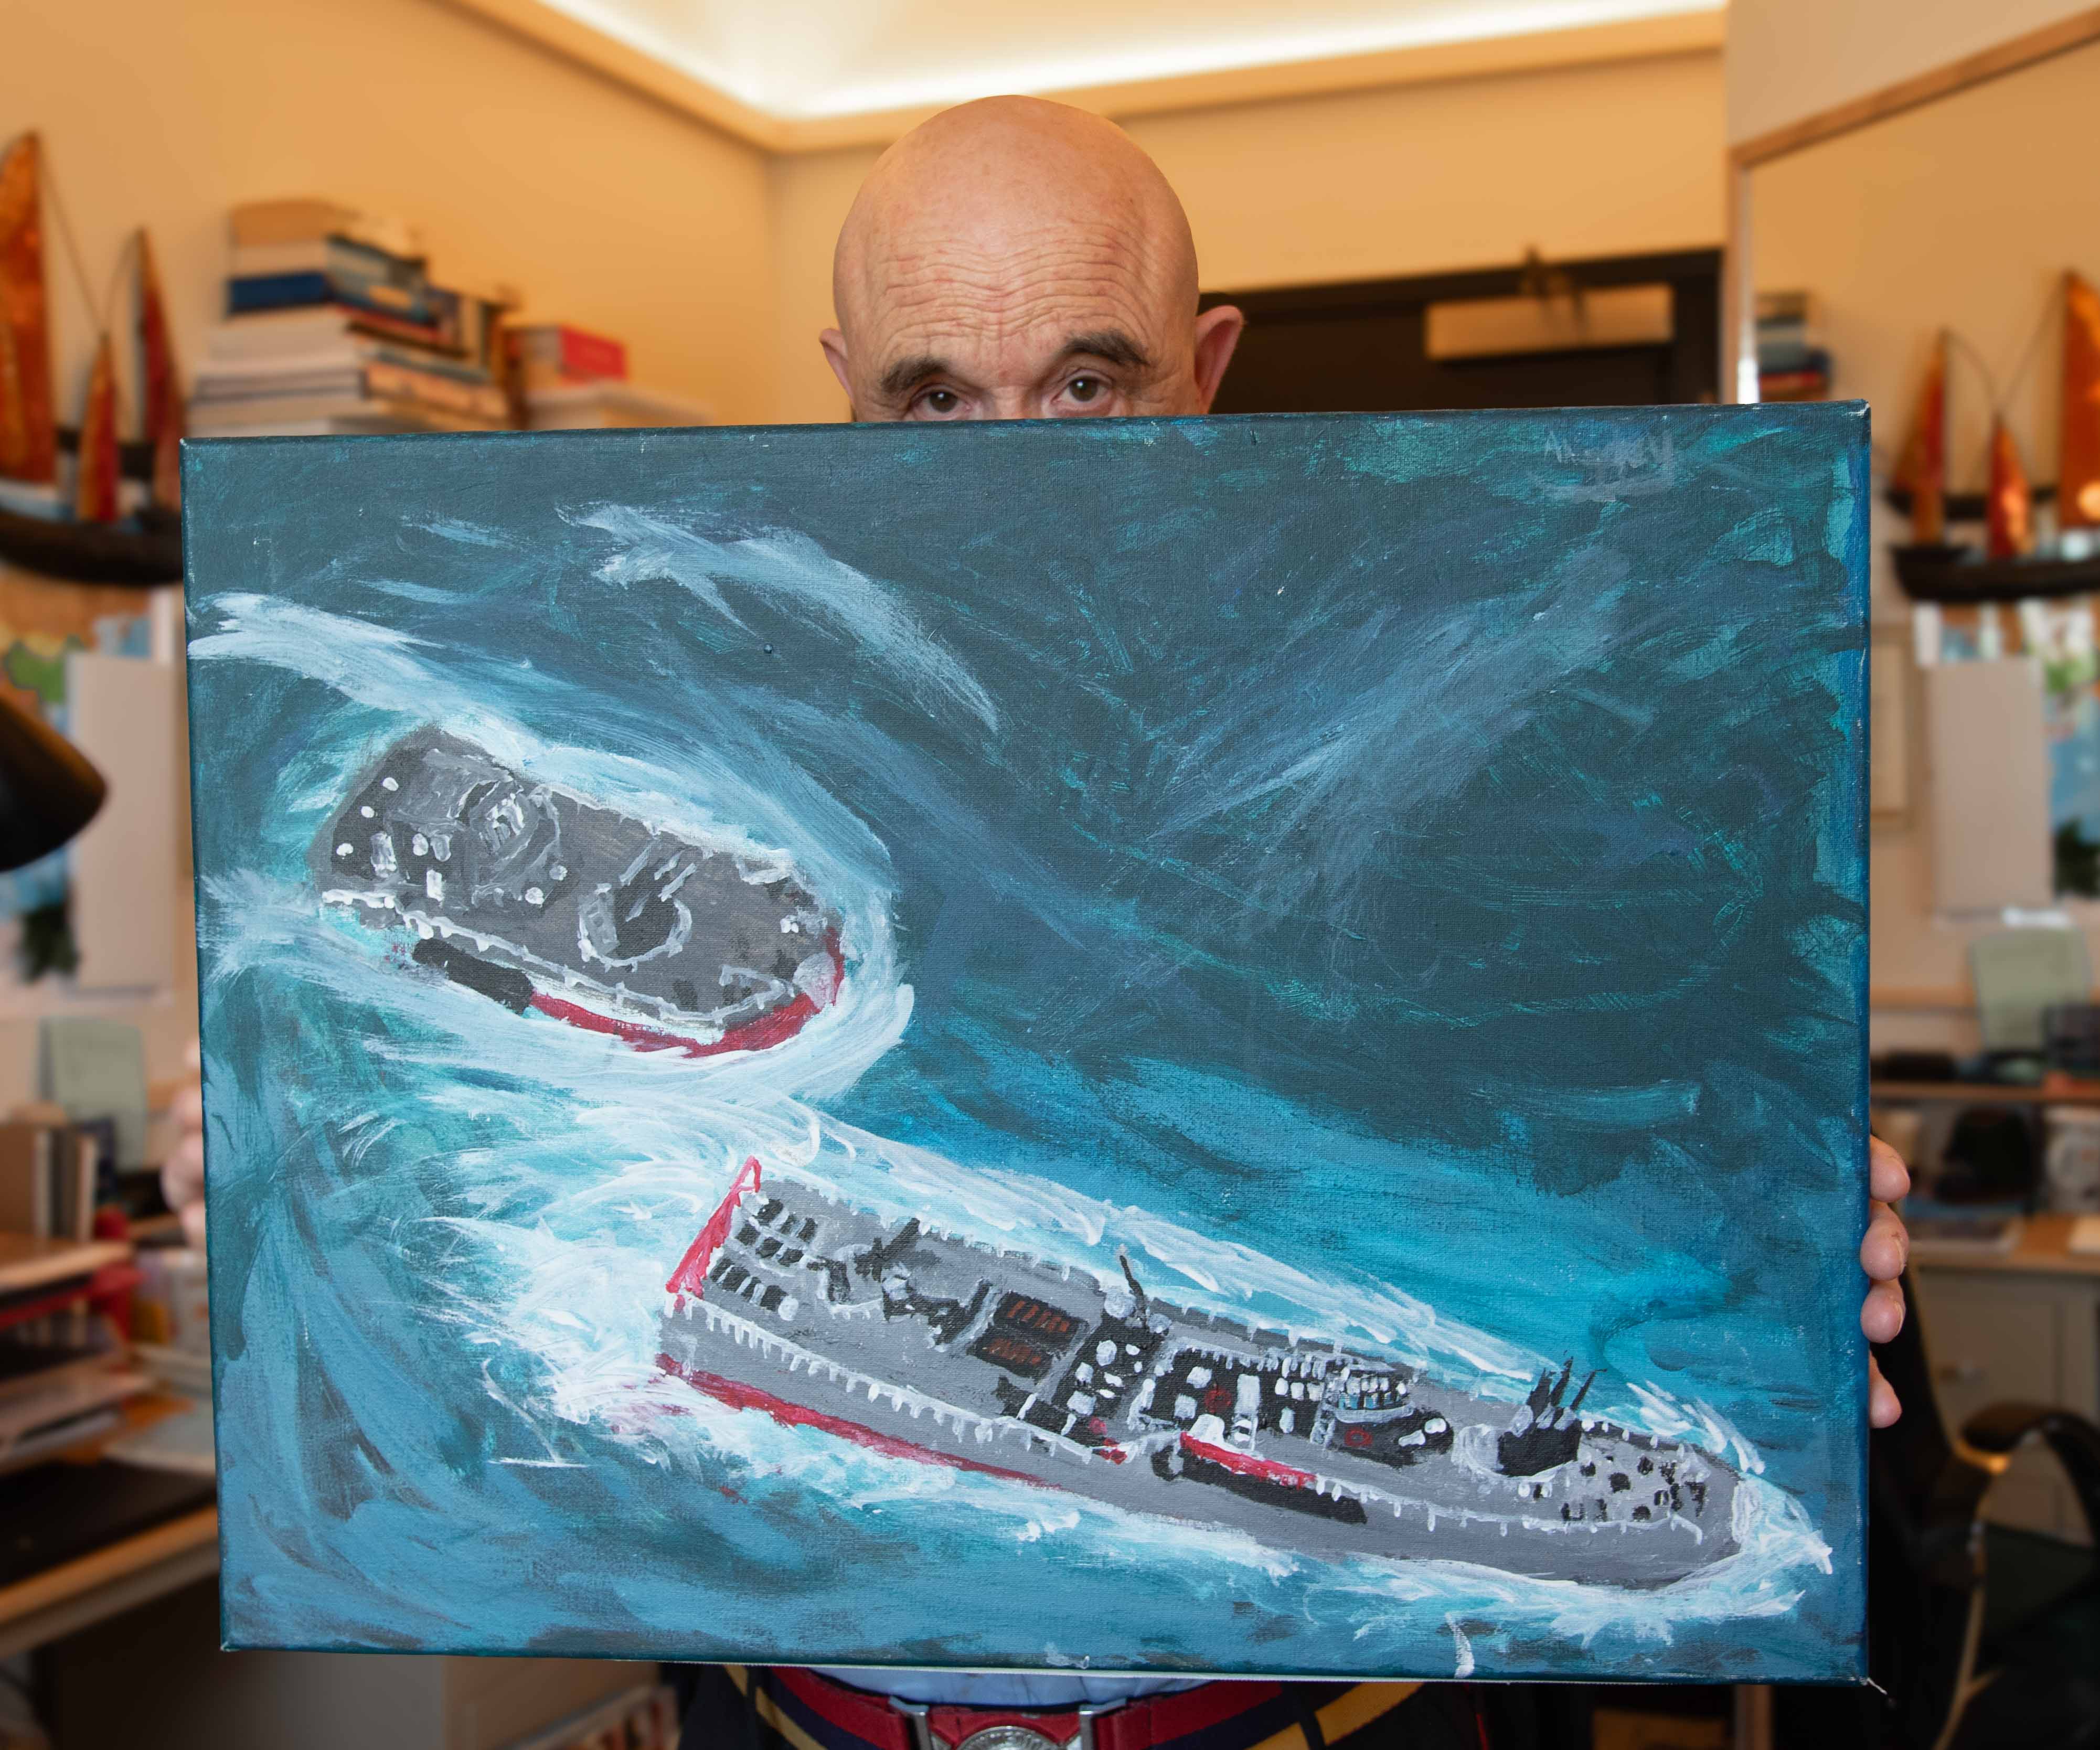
[847,215,1185,379]
[837,134,1197,374]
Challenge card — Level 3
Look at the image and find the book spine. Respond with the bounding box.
[361,360,508,421]
[230,241,331,278]
[509,325,627,382]
[74,1133,96,1244]
[560,329,626,382]
[347,307,463,354]
[227,272,336,314]
[228,248,433,324]
[31,1129,49,1242]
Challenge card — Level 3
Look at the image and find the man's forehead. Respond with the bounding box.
[848,222,1175,347]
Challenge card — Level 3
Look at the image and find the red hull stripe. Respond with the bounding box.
[528,931,845,1060]
[529,987,819,1058]
[664,1155,762,1299]
[658,1354,1052,1490]
[659,1361,1058,1479]
[1181,1434,1319,1490]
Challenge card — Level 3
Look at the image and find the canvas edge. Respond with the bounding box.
[177,409,1879,1679]
[176,439,244,1655]
[1840,400,1875,1687]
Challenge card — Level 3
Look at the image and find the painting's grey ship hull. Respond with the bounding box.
[657,1166,1741,1586]
[313,728,843,1056]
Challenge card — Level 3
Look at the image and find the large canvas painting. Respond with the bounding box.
[183,407,1870,1681]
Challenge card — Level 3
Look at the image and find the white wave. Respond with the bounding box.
[581,509,1000,733]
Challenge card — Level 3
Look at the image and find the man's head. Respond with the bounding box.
[823,97,1242,422]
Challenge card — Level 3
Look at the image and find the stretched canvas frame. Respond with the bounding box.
[184,406,1869,1681]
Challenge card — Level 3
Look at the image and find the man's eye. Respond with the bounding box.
[917,388,962,417]
[1067,376,1104,404]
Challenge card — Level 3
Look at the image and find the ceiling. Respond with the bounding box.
[532,0,1724,122]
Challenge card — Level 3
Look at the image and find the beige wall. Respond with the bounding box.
[1751,38,2100,1047]
[771,47,1726,422]
[1728,0,2095,143]
[5,0,776,430]
[1,0,775,1102]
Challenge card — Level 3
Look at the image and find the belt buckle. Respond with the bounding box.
[889,1700,1115,1750]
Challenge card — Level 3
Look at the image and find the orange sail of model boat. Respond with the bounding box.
[2064,270,2100,531]
[136,229,183,510]
[1892,331,1947,545]
[71,335,120,524]
[1987,417,2035,559]
[0,133,182,583]
[0,132,56,486]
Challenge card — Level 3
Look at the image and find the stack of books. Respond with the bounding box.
[190,199,517,438]
[1756,291,1832,401]
[509,321,710,431]
[0,1116,108,1244]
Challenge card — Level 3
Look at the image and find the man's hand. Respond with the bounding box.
[162,1040,206,1250]
[1862,1134,1911,1428]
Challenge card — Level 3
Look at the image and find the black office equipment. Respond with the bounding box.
[1861,1273,2100,1748]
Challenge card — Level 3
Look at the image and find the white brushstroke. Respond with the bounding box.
[581,509,1000,733]
[1448,1616,1475,1677]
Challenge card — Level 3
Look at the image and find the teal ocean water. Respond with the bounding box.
[184,409,1868,1679]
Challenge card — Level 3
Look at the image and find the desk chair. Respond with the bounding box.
[1870,1271,2100,1749]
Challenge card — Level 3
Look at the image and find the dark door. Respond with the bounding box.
[1202,250,1720,415]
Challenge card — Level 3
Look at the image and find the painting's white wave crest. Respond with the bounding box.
[411,1154,1830,1677]
[580,508,1001,734]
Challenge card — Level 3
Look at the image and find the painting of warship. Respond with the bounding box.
[184,408,1870,1679]
[660,1160,1739,1586]
[312,728,844,1056]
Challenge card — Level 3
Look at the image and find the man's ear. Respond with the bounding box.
[819,327,856,418]
[1190,305,1244,413]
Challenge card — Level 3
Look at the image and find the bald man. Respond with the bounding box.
[818,97,1243,423]
[153,88,1911,1750]
[677,93,1914,1750]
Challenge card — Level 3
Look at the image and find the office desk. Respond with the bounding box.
[1912,1214,2100,1544]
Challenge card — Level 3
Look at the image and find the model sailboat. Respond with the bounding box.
[0,132,183,586]
[1890,273,2100,601]
[2064,270,2100,534]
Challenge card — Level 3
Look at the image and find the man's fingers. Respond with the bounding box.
[177,1198,206,1251]
[1862,1275,1905,1344]
[162,1132,205,1208]
[1868,1135,1911,1203]
[173,1082,204,1130]
[1868,1354,1902,1428]
[1860,1201,1908,1282]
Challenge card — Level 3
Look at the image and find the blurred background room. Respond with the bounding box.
[1,0,2097,1745]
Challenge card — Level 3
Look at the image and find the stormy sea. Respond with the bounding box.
[183,409,1868,1680]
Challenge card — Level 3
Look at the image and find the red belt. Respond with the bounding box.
[731,1665,1423,1750]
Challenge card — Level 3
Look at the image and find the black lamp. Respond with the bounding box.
[0,688,106,871]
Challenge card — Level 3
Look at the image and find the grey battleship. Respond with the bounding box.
[657,1163,1742,1585]
[314,728,843,1056]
